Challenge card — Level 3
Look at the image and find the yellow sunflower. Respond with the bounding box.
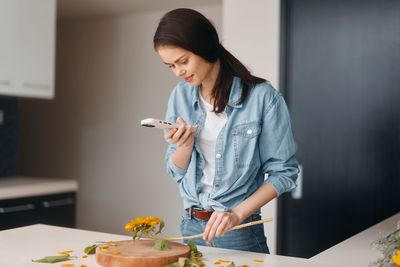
[392,249,400,266]
[124,216,164,240]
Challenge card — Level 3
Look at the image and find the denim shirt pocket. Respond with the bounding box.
[232,121,261,168]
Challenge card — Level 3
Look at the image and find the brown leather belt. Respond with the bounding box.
[186,207,214,221]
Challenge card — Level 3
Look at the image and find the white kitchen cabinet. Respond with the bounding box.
[0,0,56,98]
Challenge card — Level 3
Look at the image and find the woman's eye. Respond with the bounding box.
[181,59,188,64]
[168,64,174,69]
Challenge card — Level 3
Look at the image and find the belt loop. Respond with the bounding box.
[188,207,193,219]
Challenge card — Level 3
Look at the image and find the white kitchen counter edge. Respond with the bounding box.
[0,176,78,200]
[311,212,400,267]
[0,224,339,267]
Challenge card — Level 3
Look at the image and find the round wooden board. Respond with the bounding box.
[96,240,190,267]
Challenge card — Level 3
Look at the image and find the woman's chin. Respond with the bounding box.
[186,80,200,86]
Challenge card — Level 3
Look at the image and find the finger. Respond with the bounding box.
[164,128,177,140]
[216,216,229,237]
[206,214,223,243]
[185,126,198,144]
[176,117,186,126]
[203,212,217,241]
[178,127,194,146]
[171,126,186,143]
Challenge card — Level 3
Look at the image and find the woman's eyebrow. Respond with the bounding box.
[164,55,186,65]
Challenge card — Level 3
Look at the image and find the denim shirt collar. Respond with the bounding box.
[191,77,243,110]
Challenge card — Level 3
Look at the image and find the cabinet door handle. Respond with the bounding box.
[0,204,35,214]
[42,198,74,208]
[22,82,50,90]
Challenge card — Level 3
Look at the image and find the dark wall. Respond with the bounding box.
[278,0,400,258]
[0,97,18,177]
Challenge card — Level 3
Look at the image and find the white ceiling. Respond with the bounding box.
[57,0,219,20]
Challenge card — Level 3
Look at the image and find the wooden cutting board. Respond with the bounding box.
[96,240,190,267]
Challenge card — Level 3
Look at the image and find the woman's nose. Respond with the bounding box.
[174,67,185,77]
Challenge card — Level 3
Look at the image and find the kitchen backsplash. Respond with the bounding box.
[0,97,18,177]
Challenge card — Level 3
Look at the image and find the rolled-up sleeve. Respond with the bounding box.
[164,87,188,183]
[259,92,299,196]
[165,144,188,182]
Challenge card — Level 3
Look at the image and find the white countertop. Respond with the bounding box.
[0,213,398,267]
[311,212,400,267]
[0,224,337,267]
[0,176,78,200]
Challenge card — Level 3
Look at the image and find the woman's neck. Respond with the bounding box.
[200,60,220,104]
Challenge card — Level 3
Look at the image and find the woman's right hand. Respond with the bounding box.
[164,117,197,148]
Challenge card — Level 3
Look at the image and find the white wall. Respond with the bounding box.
[222,0,281,254]
[19,3,222,237]
[18,1,283,251]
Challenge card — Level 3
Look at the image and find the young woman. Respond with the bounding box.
[153,8,299,253]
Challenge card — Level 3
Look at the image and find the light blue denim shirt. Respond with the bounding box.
[165,77,299,211]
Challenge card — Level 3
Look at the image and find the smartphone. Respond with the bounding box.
[140,118,179,129]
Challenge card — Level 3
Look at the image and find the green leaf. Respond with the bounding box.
[156,220,165,235]
[187,240,202,257]
[166,241,205,267]
[134,229,144,240]
[154,238,168,251]
[84,244,97,254]
[189,251,205,267]
[187,240,196,250]
[32,255,72,263]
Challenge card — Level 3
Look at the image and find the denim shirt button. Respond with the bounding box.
[216,153,222,159]
[247,129,253,135]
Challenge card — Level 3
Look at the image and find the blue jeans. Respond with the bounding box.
[180,211,270,253]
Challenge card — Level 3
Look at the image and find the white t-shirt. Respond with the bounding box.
[198,94,228,193]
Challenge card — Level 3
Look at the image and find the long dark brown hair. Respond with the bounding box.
[153,8,266,113]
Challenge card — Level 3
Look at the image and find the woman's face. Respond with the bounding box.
[157,45,215,87]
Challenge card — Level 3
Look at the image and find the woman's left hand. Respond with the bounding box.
[202,211,242,244]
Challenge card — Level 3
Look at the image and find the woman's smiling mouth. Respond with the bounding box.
[185,74,194,82]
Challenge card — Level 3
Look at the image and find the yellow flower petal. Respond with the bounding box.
[392,249,400,265]
[125,216,162,233]
[57,250,73,255]
[253,259,265,262]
